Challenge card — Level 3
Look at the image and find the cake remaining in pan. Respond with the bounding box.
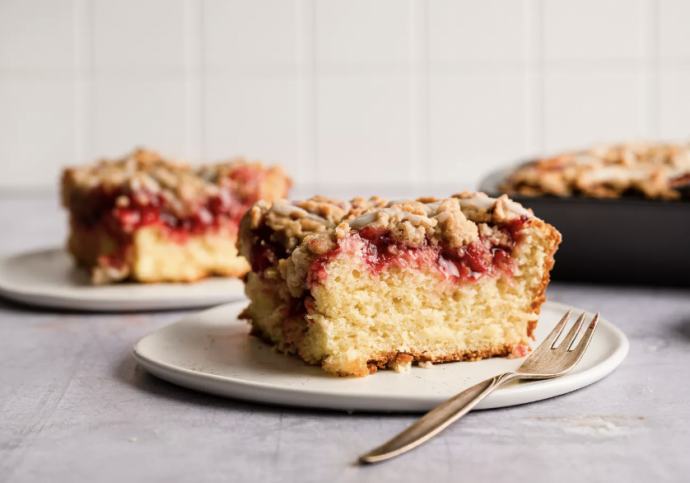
[501,141,690,200]
[62,149,291,284]
[238,193,561,377]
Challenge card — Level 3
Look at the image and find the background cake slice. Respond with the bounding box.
[62,149,291,284]
[238,193,561,377]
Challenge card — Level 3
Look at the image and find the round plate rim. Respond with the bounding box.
[0,247,246,312]
[132,300,629,412]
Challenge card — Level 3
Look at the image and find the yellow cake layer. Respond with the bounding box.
[68,223,249,284]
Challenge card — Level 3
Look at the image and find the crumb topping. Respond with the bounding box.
[345,193,532,247]
[240,196,387,256]
[240,193,535,298]
[502,141,690,199]
[62,148,290,218]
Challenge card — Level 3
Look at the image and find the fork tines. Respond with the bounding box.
[548,310,600,352]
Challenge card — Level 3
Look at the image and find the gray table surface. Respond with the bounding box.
[1,193,689,483]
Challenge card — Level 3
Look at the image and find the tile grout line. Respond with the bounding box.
[523,0,539,158]
[534,0,545,156]
[295,0,304,184]
[408,0,430,190]
[198,0,206,161]
[183,0,202,162]
[71,0,80,163]
[408,0,418,187]
[296,0,316,186]
[183,0,192,160]
[646,0,660,138]
[72,0,90,163]
[309,0,319,189]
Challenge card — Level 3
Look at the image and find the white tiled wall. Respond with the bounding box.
[0,0,688,191]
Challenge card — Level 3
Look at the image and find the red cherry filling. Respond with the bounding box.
[511,345,530,358]
[246,225,288,275]
[309,217,527,288]
[73,167,267,246]
[107,192,244,241]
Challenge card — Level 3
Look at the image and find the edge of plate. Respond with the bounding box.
[0,248,246,312]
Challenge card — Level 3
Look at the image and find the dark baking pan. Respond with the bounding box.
[480,169,690,286]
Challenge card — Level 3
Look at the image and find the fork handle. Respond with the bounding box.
[359,372,520,464]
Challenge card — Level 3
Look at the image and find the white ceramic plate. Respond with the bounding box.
[133,300,629,412]
[0,248,246,311]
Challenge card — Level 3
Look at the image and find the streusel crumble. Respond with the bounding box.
[501,141,690,199]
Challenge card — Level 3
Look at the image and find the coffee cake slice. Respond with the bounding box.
[61,149,291,284]
[238,193,561,377]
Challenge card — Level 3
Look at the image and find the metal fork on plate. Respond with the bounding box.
[359,310,600,464]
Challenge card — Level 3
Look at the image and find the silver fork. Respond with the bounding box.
[359,310,600,464]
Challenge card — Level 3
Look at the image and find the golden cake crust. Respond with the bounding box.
[248,324,515,376]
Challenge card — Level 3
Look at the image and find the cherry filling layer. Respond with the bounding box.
[72,170,266,246]
[245,225,288,276]
[309,217,528,288]
[108,190,245,243]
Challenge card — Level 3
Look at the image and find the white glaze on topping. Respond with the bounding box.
[348,194,533,231]
[348,208,430,231]
[270,201,329,223]
[386,200,441,215]
[572,153,603,166]
[387,196,530,217]
[581,166,685,183]
[434,211,452,224]
[347,211,377,230]
[454,196,531,217]
[424,202,442,213]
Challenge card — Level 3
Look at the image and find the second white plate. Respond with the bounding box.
[133,300,629,412]
[0,248,246,311]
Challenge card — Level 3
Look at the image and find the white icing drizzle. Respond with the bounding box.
[454,196,532,217]
[386,199,441,214]
[424,202,442,213]
[269,201,329,223]
[348,208,429,230]
[347,211,377,230]
[580,166,686,183]
[434,211,452,223]
[580,167,648,183]
[386,199,415,207]
[572,153,603,166]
